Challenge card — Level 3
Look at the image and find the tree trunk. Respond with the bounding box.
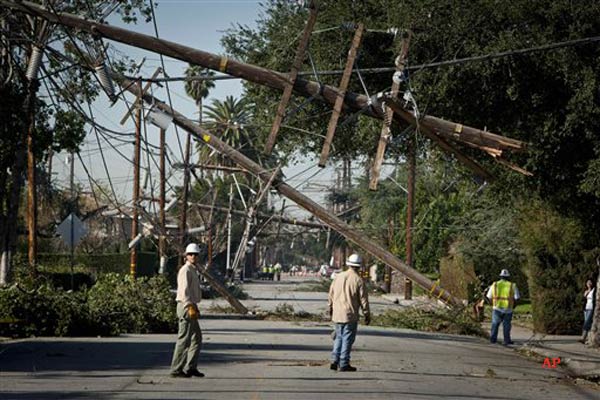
[0,82,34,285]
[590,258,600,347]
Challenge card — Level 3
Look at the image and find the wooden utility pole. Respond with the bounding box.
[405,131,416,299]
[226,183,233,273]
[69,152,75,290]
[370,31,411,190]
[119,79,462,306]
[158,128,166,274]
[26,79,38,276]
[180,131,192,247]
[130,80,142,278]
[5,0,529,180]
[319,23,364,167]
[265,0,318,154]
[25,38,46,276]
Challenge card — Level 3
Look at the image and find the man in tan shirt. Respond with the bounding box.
[170,243,204,378]
[328,253,370,372]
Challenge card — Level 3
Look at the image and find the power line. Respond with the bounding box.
[128,34,600,83]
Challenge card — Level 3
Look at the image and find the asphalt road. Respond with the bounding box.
[1,276,598,399]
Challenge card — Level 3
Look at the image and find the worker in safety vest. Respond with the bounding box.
[273,262,282,281]
[486,269,520,345]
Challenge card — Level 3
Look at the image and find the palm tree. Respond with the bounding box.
[185,65,215,124]
[181,66,215,244]
[185,65,215,164]
[203,95,256,166]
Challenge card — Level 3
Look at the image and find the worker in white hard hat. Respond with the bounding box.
[170,243,205,378]
[328,253,370,372]
[486,269,520,345]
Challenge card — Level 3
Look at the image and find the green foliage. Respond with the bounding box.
[294,279,331,292]
[0,274,176,338]
[264,302,325,321]
[454,191,528,299]
[52,110,86,153]
[373,307,485,336]
[0,283,93,337]
[518,202,596,333]
[87,273,176,335]
[354,155,476,274]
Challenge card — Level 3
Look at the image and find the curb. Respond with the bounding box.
[519,343,600,381]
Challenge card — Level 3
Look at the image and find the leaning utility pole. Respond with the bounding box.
[118,78,463,306]
[130,80,142,278]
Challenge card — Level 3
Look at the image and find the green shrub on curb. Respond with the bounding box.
[372,308,485,336]
[0,284,92,337]
[0,274,176,338]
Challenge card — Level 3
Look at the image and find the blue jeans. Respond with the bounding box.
[490,309,513,344]
[331,322,358,368]
[583,310,593,331]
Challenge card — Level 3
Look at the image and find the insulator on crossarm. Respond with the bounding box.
[26,46,43,81]
[95,63,117,102]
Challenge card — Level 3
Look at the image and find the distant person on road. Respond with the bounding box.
[328,253,371,372]
[579,278,596,344]
[274,262,282,281]
[486,269,520,345]
[170,243,205,378]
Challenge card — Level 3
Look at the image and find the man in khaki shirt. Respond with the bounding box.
[328,253,370,372]
[170,243,204,378]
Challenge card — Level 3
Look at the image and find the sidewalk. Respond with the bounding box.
[379,295,600,381]
[480,322,600,381]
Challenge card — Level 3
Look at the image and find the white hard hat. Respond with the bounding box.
[185,243,201,254]
[346,253,362,267]
[499,269,510,278]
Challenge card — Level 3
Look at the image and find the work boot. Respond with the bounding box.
[170,370,190,378]
[339,365,357,372]
[330,362,338,370]
[186,368,205,377]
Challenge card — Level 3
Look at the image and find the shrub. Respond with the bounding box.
[87,273,176,336]
[0,283,93,338]
[373,307,485,336]
[0,273,176,338]
[519,203,597,334]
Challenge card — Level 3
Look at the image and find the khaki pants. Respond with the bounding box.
[170,302,202,373]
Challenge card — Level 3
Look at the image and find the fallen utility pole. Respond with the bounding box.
[118,77,463,307]
[2,0,527,179]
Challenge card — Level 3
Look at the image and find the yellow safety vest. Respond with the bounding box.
[492,280,515,310]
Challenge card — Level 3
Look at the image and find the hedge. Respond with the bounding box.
[0,274,176,338]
